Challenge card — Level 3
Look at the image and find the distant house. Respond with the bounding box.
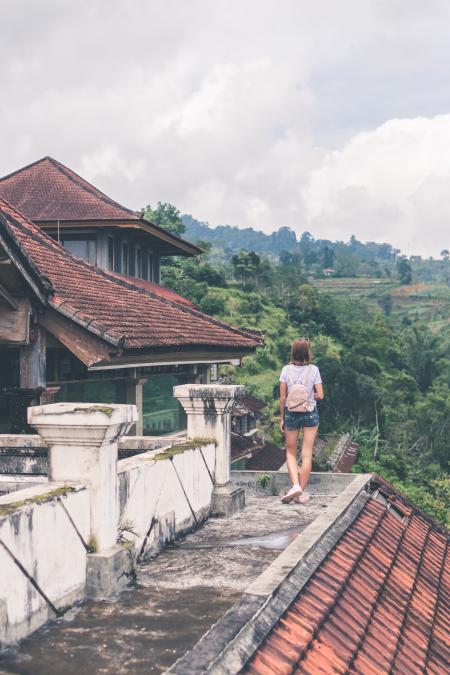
[232,394,266,435]
[323,267,334,276]
[0,158,262,433]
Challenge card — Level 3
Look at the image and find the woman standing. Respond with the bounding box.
[279,338,324,503]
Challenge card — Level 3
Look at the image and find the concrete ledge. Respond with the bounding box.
[0,475,48,495]
[211,484,245,517]
[169,473,372,674]
[231,469,356,495]
[86,544,134,599]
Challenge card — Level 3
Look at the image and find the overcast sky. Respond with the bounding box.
[1,0,450,257]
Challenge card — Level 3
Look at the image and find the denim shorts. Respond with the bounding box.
[285,407,319,430]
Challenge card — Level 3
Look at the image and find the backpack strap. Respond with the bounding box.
[303,365,314,397]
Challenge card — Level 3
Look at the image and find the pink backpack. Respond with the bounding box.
[286,365,315,412]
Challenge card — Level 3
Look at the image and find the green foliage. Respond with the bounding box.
[397,256,413,284]
[256,473,271,489]
[142,202,185,236]
[157,211,449,524]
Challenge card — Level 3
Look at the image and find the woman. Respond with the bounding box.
[279,337,324,504]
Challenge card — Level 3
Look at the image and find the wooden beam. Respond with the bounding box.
[40,308,118,367]
[20,324,46,388]
[0,283,19,310]
[0,297,30,344]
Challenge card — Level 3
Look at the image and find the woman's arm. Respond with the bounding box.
[280,382,287,432]
[314,383,324,400]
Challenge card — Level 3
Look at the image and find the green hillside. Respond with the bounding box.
[311,278,450,334]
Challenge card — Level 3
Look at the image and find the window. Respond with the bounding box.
[122,242,129,275]
[136,247,142,278]
[107,237,114,271]
[147,252,153,281]
[210,364,219,382]
[62,239,96,265]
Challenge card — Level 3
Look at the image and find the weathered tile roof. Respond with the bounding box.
[245,482,449,675]
[0,156,137,222]
[0,199,261,352]
[0,156,202,257]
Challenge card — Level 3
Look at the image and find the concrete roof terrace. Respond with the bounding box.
[0,471,358,674]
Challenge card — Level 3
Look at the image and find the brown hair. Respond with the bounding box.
[290,338,311,365]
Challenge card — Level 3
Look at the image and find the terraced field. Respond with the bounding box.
[311,277,450,333]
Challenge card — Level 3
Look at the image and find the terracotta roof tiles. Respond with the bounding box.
[0,198,261,352]
[0,156,137,222]
[245,489,449,675]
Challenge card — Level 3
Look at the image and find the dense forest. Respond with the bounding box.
[144,203,450,525]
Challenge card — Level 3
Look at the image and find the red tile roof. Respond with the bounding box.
[0,156,202,257]
[245,483,449,675]
[0,156,137,222]
[0,199,261,352]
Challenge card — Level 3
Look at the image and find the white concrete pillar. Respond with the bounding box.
[125,378,147,435]
[28,402,137,551]
[174,384,244,485]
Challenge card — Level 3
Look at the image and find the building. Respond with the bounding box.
[0,158,262,433]
[0,156,201,280]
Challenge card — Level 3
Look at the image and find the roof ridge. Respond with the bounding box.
[44,156,137,217]
[0,156,52,183]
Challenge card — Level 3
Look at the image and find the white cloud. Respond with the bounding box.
[303,115,450,256]
[1,1,450,256]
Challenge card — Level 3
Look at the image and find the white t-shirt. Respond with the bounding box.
[279,364,322,408]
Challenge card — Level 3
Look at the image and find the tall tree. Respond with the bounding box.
[142,202,185,236]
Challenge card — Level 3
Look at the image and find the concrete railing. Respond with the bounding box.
[0,385,246,649]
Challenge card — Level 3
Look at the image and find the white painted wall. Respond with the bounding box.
[0,440,216,647]
[118,442,215,559]
[0,483,89,647]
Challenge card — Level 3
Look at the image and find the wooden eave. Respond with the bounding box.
[40,308,118,368]
[37,218,202,257]
[87,345,255,370]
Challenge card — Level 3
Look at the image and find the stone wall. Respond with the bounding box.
[118,441,216,560]
[0,483,89,647]
[0,386,242,649]
[0,440,216,648]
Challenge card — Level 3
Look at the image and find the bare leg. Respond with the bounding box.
[299,426,318,491]
[285,428,301,486]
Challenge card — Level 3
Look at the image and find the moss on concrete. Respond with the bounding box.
[154,438,214,462]
[0,486,76,517]
[85,405,114,415]
[87,535,99,553]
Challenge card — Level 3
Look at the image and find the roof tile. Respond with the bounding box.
[245,486,449,675]
[0,199,261,352]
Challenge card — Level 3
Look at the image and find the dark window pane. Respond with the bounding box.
[107,237,114,270]
[148,252,153,281]
[136,248,142,278]
[122,242,129,275]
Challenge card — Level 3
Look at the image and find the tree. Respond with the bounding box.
[397,257,412,284]
[321,246,335,269]
[142,202,185,236]
[378,294,393,316]
[231,251,260,287]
